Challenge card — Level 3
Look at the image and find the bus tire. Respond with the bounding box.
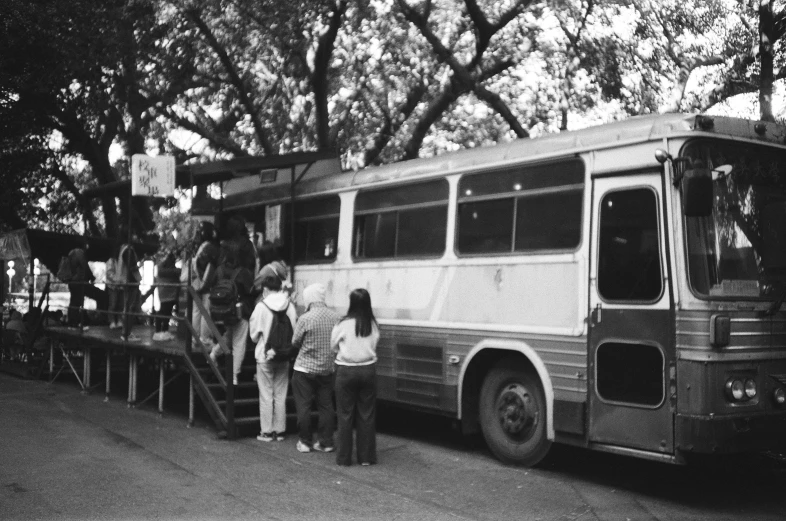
[479,363,551,466]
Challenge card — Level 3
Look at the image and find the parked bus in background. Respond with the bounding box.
[203,114,786,465]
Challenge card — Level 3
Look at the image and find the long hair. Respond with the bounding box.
[343,288,376,338]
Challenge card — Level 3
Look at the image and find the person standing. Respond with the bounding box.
[117,242,141,342]
[152,251,181,341]
[331,288,380,466]
[207,244,254,385]
[106,242,124,329]
[291,283,341,453]
[191,221,220,350]
[65,240,94,331]
[249,274,297,442]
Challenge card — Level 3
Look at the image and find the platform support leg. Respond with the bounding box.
[127,355,135,408]
[188,373,195,428]
[158,360,165,415]
[104,352,111,402]
[82,347,91,393]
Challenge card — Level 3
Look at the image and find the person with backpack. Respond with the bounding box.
[291,283,341,454]
[249,273,297,442]
[331,288,380,466]
[206,243,254,384]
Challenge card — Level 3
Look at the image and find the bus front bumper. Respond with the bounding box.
[676,412,786,454]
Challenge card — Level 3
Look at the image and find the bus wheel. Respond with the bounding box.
[479,363,551,466]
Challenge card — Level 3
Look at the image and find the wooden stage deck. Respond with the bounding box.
[45,323,191,358]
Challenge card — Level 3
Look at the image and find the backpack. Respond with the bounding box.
[56,256,73,282]
[263,303,295,362]
[209,268,240,326]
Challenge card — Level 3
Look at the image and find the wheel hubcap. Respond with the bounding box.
[496,383,538,442]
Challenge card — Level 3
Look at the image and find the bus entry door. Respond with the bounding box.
[588,174,674,455]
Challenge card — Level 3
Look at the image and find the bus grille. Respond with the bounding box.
[395,344,443,407]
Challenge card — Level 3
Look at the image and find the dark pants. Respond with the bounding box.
[67,283,85,327]
[292,371,335,447]
[335,364,377,466]
[122,286,140,337]
[155,301,176,332]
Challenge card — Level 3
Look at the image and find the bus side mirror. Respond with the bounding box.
[681,169,713,217]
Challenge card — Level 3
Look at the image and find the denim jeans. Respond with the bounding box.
[292,370,335,447]
[334,364,376,465]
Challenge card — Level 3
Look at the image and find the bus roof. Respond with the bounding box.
[216,113,786,209]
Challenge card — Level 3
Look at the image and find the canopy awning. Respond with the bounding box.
[81,150,338,199]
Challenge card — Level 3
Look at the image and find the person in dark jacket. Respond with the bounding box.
[66,241,94,331]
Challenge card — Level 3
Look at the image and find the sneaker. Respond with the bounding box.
[257,433,274,442]
[275,432,285,442]
[208,350,218,364]
[152,332,164,341]
[361,462,371,466]
[80,326,89,332]
[313,442,334,453]
[121,334,141,342]
[232,377,238,386]
[296,441,311,453]
[109,321,120,330]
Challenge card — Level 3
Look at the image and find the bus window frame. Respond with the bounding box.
[351,180,450,262]
[593,339,667,410]
[293,194,341,265]
[595,185,666,306]
[454,173,585,258]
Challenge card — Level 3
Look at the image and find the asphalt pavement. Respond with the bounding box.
[2,372,786,521]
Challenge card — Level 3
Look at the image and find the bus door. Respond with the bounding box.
[588,173,674,454]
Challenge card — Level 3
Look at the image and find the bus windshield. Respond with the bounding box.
[683,139,786,299]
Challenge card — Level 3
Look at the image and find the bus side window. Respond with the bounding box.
[293,195,340,263]
[456,159,585,255]
[597,188,663,302]
[353,179,449,260]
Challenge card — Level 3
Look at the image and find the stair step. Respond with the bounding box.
[205,381,258,391]
[217,398,258,407]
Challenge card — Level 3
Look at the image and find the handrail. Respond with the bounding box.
[188,285,235,439]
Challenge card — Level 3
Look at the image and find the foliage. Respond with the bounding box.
[1,0,785,237]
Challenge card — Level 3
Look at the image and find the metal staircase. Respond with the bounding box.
[181,287,261,439]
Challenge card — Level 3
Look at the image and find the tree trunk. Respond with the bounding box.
[760,0,775,122]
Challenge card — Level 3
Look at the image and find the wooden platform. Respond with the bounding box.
[45,324,192,358]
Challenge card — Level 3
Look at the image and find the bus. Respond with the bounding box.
[207,113,786,465]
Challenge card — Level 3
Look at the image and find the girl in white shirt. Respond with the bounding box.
[331,288,380,466]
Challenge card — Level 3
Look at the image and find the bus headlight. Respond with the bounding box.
[726,379,745,401]
[774,387,786,405]
[744,379,757,399]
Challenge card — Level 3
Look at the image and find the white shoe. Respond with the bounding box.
[232,377,238,386]
[296,441,311,453]
[152,332,164,341]
[162,331,175,341]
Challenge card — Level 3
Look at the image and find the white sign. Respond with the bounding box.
[131,154,175,197]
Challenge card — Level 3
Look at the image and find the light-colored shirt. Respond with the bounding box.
[331,319,379,367]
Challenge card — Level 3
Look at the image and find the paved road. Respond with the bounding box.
[2,372,785,520]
